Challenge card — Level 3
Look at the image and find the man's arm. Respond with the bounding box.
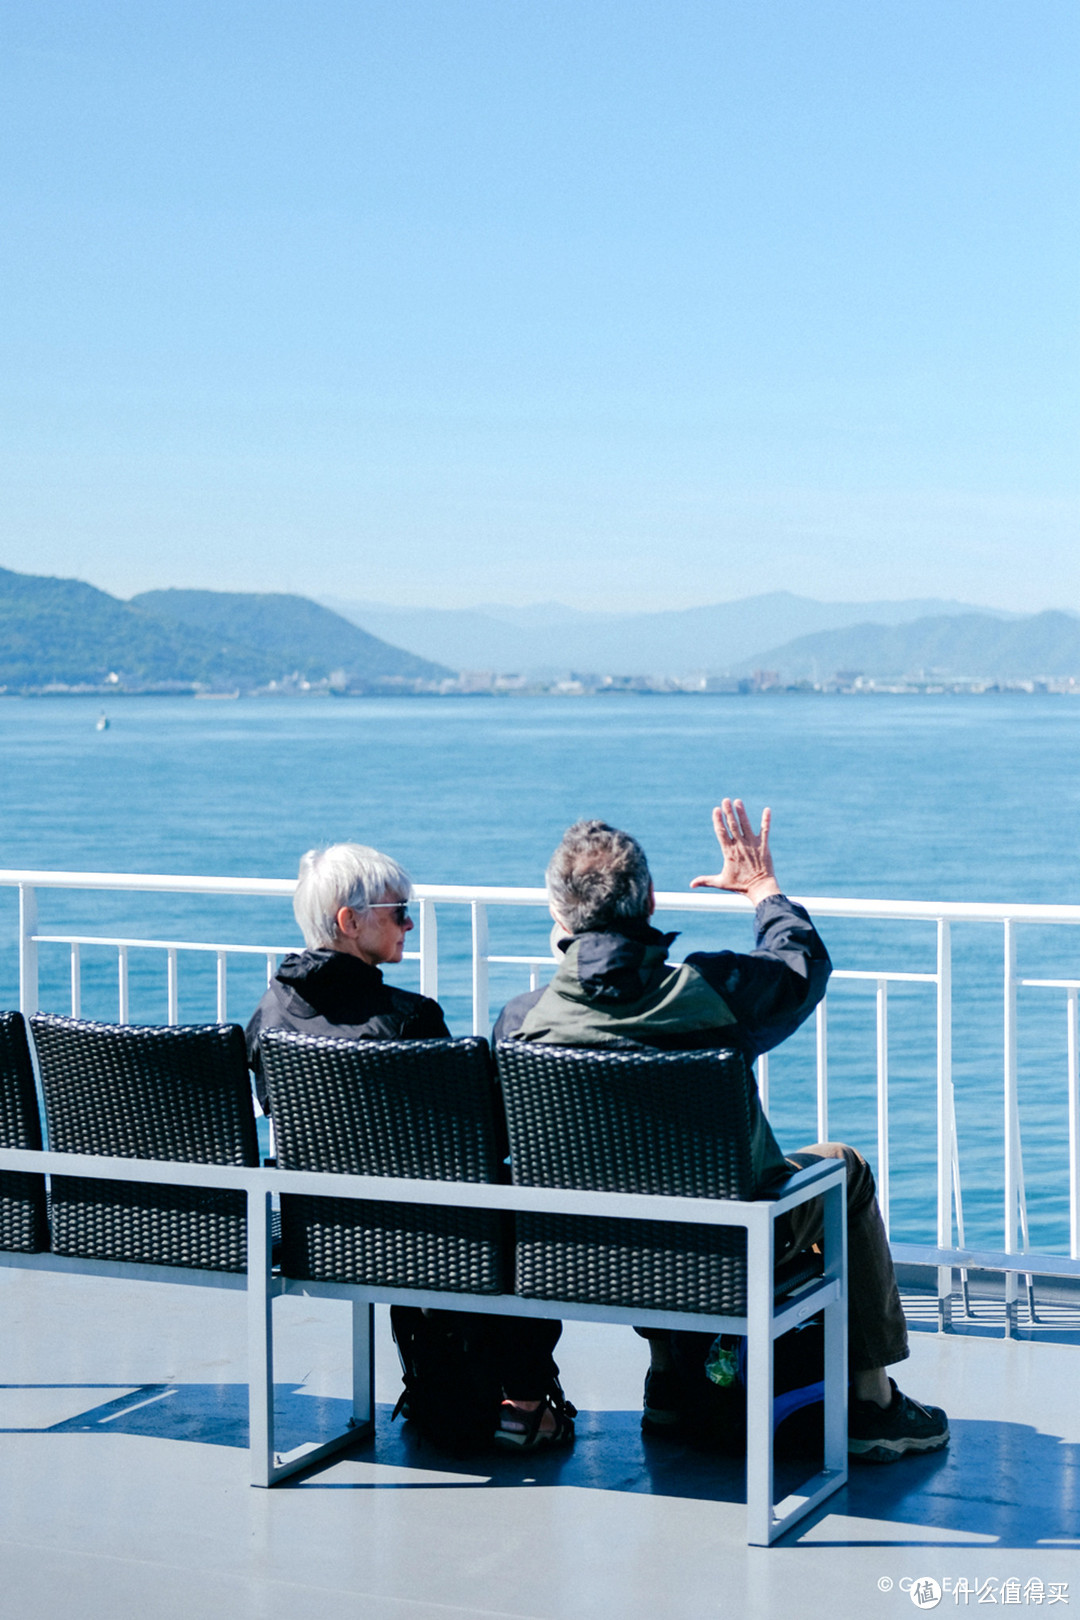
[686,895,830,1056]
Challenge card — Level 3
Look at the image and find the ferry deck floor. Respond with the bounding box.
[1,1268,1077,1620]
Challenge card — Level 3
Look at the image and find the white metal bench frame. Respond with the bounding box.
[0,1146,847,1547]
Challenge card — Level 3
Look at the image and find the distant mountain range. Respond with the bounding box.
[3,568,1076,691]
[0,570,449,692]
[324,592,1024,677]
[740,610,1080,682]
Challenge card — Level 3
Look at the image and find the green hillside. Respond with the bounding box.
[0,568,450,691]
[747,611,1080,681]
[131,589,447,683]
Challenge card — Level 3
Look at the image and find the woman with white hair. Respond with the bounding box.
[245,842,448,1108]
[246,840,573,1452]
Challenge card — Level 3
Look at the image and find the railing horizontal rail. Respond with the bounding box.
[831,968,937,984]
[5,869,1080,924]
[33,934,299,956]
[891,1242,1080,1283]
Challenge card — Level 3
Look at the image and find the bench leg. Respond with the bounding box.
[745,1217,776,1546]
[351,1299,375,1430]
[756,1177,849,1544]
[821,1174,849,1487]
[247,1187,276,1487]
[254,1291,375,1486]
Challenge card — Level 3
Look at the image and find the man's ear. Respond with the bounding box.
[647,881,656,917]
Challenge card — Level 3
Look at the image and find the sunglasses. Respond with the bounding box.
[366,902,411,925]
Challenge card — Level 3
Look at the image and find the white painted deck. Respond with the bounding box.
[1,1267,1077,1620]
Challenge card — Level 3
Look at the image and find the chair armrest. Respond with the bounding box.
[767,1158,846,1217]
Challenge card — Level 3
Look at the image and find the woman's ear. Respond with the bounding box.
[335,905,359,941]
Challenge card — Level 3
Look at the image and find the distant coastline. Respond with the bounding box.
[6,674,1077,699]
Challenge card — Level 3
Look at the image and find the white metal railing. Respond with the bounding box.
[5,867,1080,1333]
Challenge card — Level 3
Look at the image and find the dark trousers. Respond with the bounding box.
[487,1314,563,1400]
[638,1140,909,1375]
[781,1141,908,1373]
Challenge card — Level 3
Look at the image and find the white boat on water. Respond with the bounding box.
[1,867,1078,1615]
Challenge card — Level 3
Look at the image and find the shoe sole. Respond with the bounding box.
[494,1426,574,1451]
[642,1407,683,1428]
[848,1426,950,1463]
[641,1409,686,1438]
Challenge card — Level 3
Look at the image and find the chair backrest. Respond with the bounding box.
[261,1031,505,1293]
[0,1011,49,1253]
[30,1014,258,1273]
[495,1042,757,1315]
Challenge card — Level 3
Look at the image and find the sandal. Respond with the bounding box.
[495,1386,577,1451]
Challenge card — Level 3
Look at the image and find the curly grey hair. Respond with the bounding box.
[545,820,652,934]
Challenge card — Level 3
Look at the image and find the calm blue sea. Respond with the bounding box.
[2,692,1079,1253]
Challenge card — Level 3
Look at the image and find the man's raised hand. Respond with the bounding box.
[690,798,781,905]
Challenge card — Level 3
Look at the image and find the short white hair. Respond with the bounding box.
[292,843,413,950]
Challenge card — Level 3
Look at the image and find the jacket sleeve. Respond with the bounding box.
[244,997,272,1114]
[685,894,831,1059]
[402,996,452,1039]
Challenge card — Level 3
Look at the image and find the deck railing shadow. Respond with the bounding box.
[0,1381,363,1456]
[304,1407,1080,1554]
[777,1419,1080,1550]
[5,1382,1077,1550]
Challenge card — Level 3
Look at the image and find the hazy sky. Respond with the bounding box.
[3,1,1077,612]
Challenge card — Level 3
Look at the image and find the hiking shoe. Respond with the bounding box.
[848,1379,950,1463]
[642,1367,685,1433]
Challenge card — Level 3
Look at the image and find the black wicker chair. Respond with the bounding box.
[30,1014,259,1273]
[0,1011,49,1253]
[261,1031,505,1293]
[496,1042,778,1315]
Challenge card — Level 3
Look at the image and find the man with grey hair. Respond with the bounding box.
[245,842,448,1108]
[494,803,949,1465]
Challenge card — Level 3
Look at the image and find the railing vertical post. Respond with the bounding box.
[875,977,889,1237]
[815,999,828,1143]
[471,902,489,1037]
[70,943,81,1018]
[216,951,228,1022]
[167,948,179,1024]
[936,920,954,1330]
[1003,919,1019,1335]
[1068,988,1079,1261]
[419,899,438,1003]
[756,1050,770,1115]
[18,884,38,1014]
[118,946,130,1024]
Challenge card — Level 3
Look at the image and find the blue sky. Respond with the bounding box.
[2,1,1077,612]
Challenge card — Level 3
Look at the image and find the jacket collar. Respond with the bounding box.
[275,949,384,1016]
[562,923,680,1005]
